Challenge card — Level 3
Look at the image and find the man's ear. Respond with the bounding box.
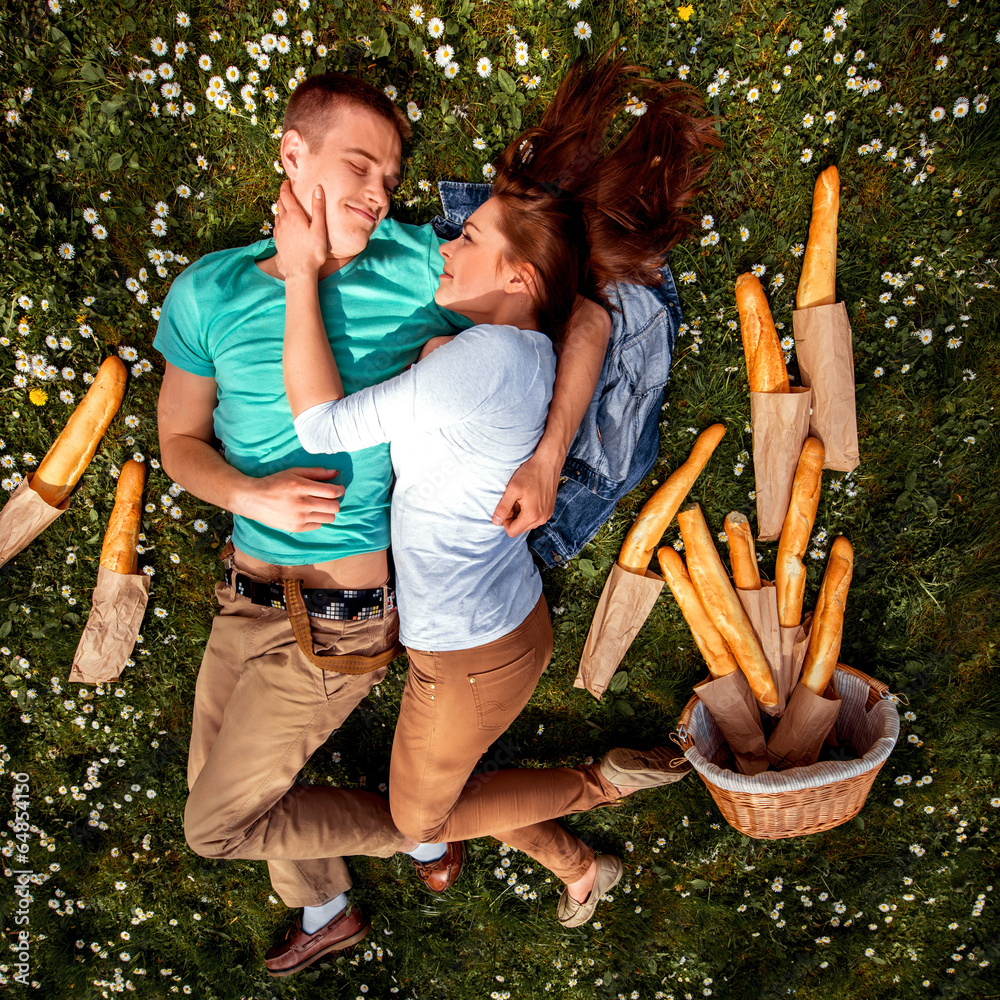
[280,129,307,179]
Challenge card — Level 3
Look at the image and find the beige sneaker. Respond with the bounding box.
[556,855,623,928]
[599,746,691,794]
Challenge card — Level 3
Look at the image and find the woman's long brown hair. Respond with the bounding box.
[492,51,721,343]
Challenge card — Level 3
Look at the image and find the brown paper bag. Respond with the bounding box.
[69,565,150,683]
[736,582,783,714]
[574,563,664,699]
[766,678,841,769]
[694,671,769,775]
[793,303,860,473]
[0,475,70,569]
[777,621,811,707]
[750,387,812,541]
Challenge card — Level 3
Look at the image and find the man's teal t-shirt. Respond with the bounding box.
[153,217,466,565]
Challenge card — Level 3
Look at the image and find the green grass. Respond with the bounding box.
[1,0,999,997]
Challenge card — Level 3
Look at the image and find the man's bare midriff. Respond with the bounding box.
[233,546,390,589]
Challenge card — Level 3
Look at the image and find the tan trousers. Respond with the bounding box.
[389,596,621,884]
[184,558,405,908]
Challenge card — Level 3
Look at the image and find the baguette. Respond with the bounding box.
[799,535,853,694]
[735,273,789,394]
[617,423,727,573]
[796,165,840,309]
[34,356,127,506]
[724,511,760,590]
[775,437,826,626]
[677,504,778,707]
[99,460,145,575]
[657,546,739,678]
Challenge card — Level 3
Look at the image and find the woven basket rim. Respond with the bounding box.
[676,665,900,795]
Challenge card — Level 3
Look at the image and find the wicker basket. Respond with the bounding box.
[675,665,899,839]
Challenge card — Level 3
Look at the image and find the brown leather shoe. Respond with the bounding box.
[412,841,466,893]
[264,904,370,977]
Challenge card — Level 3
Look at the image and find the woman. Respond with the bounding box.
[278,53,719,926]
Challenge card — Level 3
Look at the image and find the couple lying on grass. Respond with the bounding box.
[155,52,718,977]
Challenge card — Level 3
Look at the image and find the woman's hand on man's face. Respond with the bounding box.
[274,179,330,279]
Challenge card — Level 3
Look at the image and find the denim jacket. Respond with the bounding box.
[432,181,681,568]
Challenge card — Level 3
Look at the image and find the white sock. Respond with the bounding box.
[301,892,349,934]
[404,841,447,863]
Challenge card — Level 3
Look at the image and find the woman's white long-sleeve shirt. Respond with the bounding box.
[294,324,556,651]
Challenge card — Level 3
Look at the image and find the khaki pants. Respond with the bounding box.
[389,596,621,884]
[184,558,405,908]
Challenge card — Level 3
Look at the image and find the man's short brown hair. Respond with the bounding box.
[283,72,411,150]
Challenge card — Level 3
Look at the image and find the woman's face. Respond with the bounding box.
[434,197,525,323]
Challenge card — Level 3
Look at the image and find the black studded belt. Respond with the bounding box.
[224,568,395,621]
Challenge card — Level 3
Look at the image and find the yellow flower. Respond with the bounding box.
[678,4,694,20]
[29,388,48,405]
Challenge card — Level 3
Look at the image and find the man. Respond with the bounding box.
[155,73,611,977]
